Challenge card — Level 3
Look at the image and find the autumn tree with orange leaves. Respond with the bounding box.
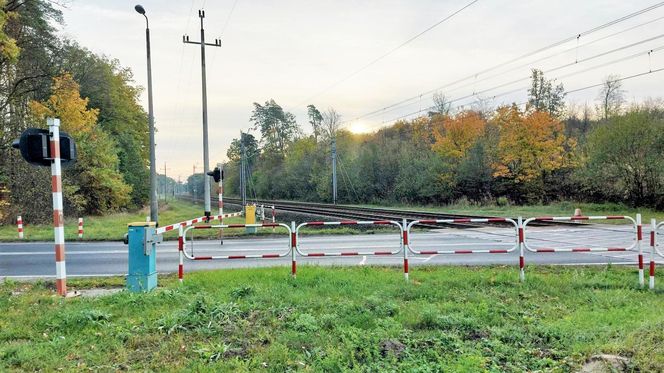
[492,105,577,198]
[30,74,132,214]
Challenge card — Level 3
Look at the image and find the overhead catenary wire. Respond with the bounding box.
[382,65,664,125]
[353,16,664,123]
[358,38,664,125]
[289,0,480,109]
[343,2,664,125]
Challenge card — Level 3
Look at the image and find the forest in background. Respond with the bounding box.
[215,70,664,210]
[0,0,150,223]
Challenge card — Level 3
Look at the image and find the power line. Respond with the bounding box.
[352,16,664,123]
[290,0,480,108]
[358,38,664,125]
[381,64,664,126]
[344,2,664,124]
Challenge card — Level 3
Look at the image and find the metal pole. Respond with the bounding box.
[183,10,221,220]
[218,162,224,245]
[332,138,337,205]
[48,118,67,296]
[144,13,158,224]
[199,11,211,218]
[241,133,247,207]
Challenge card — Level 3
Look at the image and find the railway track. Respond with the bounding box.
[180,195,568,229]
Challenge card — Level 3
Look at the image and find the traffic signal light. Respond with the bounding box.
[207,167,222,182]
[12,128,77,167]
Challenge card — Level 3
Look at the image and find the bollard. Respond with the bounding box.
[291,221,297,278]
[519,216,525,282]
[17,215,23,239]
[403,218,409,281]
[78,218,83,239]
[127,222,158,292]
[637,214,644,287]
[650,218,656,290]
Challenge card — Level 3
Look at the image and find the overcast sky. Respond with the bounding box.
[58,0,664,179]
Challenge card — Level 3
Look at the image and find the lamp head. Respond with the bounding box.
[134,4,146,15]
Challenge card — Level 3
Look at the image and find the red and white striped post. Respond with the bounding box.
[49,118,67,296]
[518,216,525,282]
[218,163,224,244]
[178,225,184,283]
[291,221,297,278]
[637,213,644,287]
[650,218,656,290]
[78,218,83,239]
[17,215,23,239]
[403,218,409,281]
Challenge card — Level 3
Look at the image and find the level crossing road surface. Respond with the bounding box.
[1,224,661,278]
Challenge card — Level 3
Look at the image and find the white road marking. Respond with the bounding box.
[359,256,367,265]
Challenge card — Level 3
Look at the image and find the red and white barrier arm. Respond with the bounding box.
[522,215,637,253]
[156,212,244,235]
[294,220,403,257]
[180,223,292,261]
[405,218,518,255]
[529,215,629,221]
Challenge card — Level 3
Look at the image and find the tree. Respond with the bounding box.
[306,104,323,142]
[527,69,566,118]
[597,74,625,121]
[430,92,451,116]
[583,107,664,207]
[250,99,300,155]
[29,73,132,214]
[492,105,575,199]
[432,111,486,160]
[321,107,341,140]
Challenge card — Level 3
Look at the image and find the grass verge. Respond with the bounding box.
[0,266,662,371]
[0,200,244,242]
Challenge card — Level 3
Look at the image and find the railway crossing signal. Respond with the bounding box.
[207,166,222,183]
[12,128,76,166]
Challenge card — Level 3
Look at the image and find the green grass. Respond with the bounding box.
[355,201,664,224]
[0,200,244,242]
[0,266,662,371]
[0,199,396,242]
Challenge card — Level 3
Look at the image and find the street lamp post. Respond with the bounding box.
[135,4,158,225]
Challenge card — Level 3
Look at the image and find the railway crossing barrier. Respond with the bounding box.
[294,219,404,278]
[177,222,292,282]
[128,210,651,291]
[523,214,642,286]
[405,217,520,280]
[652,218,664,290]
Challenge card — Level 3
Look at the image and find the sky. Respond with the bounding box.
[58,0,664,179]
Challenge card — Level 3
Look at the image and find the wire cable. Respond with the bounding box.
[290,0,480,108]
[353,16,664,123]
[343,2,664,124]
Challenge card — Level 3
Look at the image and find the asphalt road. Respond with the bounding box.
[1,224,662,278]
